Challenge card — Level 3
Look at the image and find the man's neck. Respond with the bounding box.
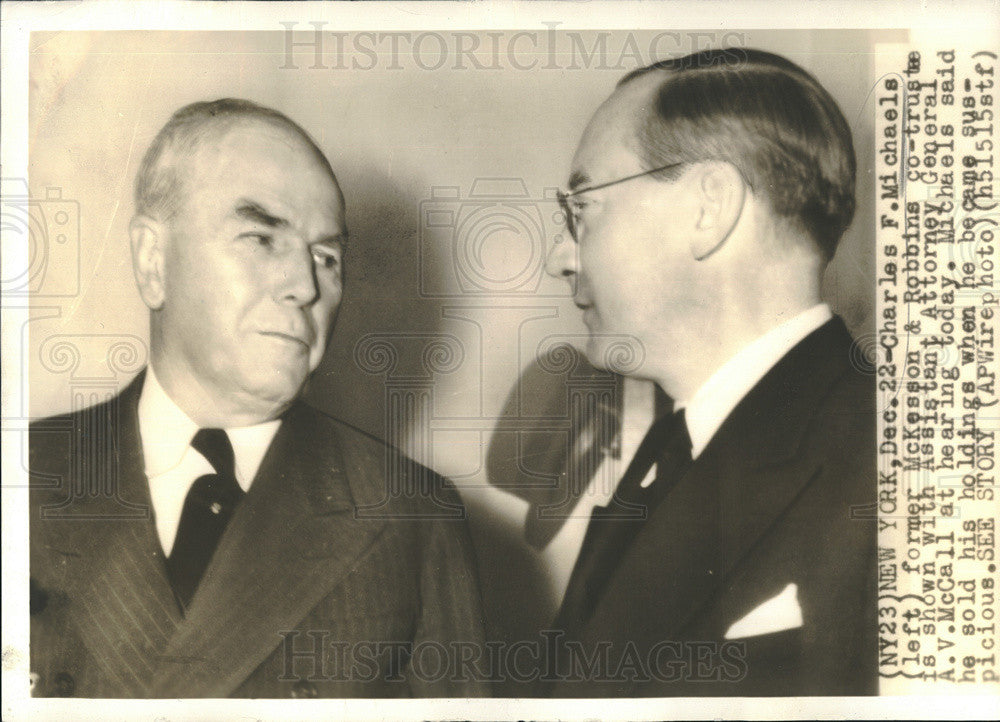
[654,295,822,404]
[679,303,833,458]
[149,352,288,428]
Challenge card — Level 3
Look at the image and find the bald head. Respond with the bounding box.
[135,98,339,221]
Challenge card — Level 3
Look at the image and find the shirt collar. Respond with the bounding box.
[137,365,282,489]
[227,421,282,490]
[138,364,199,478]
[678,304,833,459]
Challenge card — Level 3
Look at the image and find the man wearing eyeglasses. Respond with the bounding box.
[544,49,876,696]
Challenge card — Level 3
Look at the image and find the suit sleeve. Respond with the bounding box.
[406,484,491,697]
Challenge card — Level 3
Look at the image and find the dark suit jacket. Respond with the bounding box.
[30,371,489,698]
[548,317,877,696]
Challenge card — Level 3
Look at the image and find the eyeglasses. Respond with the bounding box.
[556,162,686,243]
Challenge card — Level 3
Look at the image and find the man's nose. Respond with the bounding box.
[544,236,578,280]
[275,247,319,306]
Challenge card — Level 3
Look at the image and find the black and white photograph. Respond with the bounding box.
[2,1,998,719]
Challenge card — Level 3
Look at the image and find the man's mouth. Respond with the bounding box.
[577,304,597,328]
[259,331,311,350]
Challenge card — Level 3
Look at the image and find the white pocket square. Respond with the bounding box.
[724,583,803,639]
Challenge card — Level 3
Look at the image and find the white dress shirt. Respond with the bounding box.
[137,366,282,555]
[678,303,834,460]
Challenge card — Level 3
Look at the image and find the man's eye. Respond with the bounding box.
[242,233,274,248]
[568,201,588,220]
[312,247,340,270]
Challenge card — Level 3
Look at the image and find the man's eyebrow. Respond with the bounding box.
[567,170,591,192]
[315,232,348,247]
[233,200,289,228]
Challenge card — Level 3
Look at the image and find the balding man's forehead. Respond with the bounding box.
[616,73,670,128]
[588,73,664,141]
[574,85,650,160]
[188,118,316,161]
[183,120,340,190]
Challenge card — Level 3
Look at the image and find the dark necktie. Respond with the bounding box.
[615,408,692,509]
[555,409,693,633]
[166,428,244,611]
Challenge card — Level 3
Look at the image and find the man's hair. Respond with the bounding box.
[620,48,856,261]
[134,98,336,219]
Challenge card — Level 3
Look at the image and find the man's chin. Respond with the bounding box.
[240,370,308,416]
[585,334,646,377]
[583,337,609,372]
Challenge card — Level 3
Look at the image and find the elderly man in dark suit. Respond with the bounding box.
[30,99,488,698]
[543,49,876,696]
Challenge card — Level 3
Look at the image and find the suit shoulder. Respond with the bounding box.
[829,356,876,412]
[289,402,464,512]
[289,402,397,460]
[29,395,123,459]
[814,359,876,454]
[29,401,116,440]
[795,355,877,534]
[29,409,84,441]
[28,407,91,484]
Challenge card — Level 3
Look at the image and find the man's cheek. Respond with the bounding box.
[317,298,342,335]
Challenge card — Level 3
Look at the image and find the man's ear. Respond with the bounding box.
[128,215,167,310]
[689,162,746,261]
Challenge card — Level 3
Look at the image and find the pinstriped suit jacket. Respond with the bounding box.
[30,371,489,698]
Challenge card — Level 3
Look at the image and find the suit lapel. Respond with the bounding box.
[44,371,183,696]
[579,319,855,648]
[152,403,388,698]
